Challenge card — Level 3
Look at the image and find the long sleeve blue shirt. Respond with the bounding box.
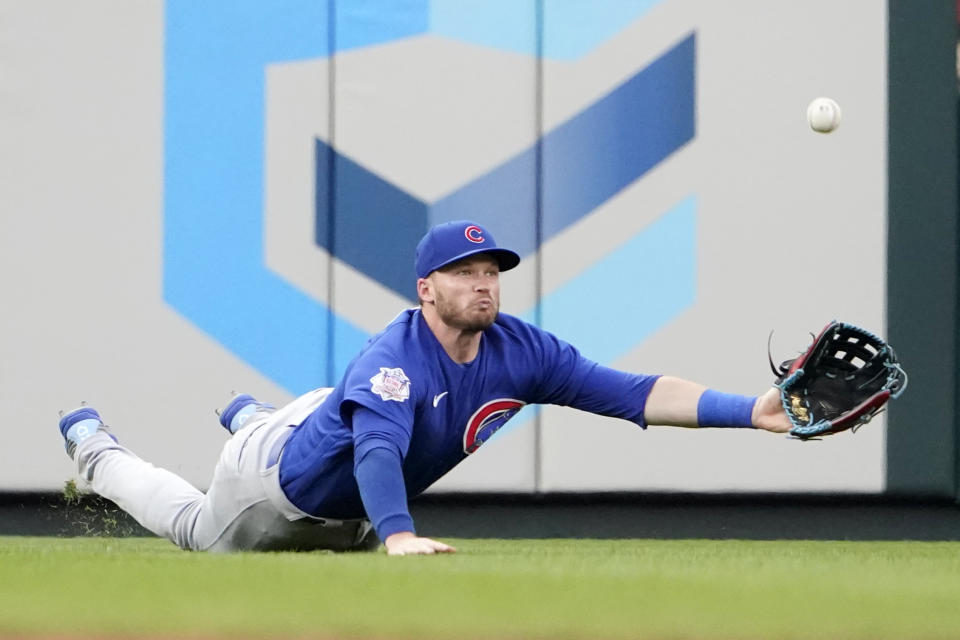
[278,309,659,540]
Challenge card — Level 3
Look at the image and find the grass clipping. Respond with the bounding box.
[56,479,143,538]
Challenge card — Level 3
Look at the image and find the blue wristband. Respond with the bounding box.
[697,390,757,428]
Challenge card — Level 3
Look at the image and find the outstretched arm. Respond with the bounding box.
[643,376,790,433]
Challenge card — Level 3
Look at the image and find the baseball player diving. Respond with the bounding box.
[58,220,793,555]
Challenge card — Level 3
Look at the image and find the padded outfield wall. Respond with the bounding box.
[1,1,952,497]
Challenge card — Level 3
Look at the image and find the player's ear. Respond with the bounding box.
[417,277,434,304]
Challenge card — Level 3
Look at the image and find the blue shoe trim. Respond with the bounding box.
[219,394,257,432]
[65,419,103,447]
[59,407,102,437]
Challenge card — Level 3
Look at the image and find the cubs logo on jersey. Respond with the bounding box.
[463,398,525,454]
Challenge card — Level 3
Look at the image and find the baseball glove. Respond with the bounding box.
[770,321,908,439]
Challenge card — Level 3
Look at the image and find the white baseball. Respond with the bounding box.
[807,97,841,133]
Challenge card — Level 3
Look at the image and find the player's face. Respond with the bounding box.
[428,255,501,331]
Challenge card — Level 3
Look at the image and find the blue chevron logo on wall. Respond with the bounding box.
[317,34,694,300]
[164,0,697,394]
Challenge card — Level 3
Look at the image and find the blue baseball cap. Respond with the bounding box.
[415,221,521,278]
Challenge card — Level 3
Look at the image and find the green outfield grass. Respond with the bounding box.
[1,536,959,639]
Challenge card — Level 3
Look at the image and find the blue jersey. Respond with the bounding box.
[278,309,658,536]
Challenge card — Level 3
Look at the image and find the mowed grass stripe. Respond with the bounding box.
[1,537,959,639]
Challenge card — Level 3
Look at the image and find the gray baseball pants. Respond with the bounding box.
[72,387,378,552]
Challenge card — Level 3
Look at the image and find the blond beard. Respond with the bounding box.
[433,289,498,332]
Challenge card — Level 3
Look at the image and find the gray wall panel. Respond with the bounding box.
[0,0,913,497]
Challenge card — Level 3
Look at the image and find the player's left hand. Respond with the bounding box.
[384,532,457,556]
[751,387,792,433]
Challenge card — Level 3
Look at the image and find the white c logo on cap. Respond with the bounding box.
[464,225,484,243]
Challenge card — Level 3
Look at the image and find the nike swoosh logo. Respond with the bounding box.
[432,392,448,408]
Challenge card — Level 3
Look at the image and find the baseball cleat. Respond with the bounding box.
[216,392,275,434]
[58,405,114,459]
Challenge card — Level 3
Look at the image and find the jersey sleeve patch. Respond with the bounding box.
[369,367,412,402]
